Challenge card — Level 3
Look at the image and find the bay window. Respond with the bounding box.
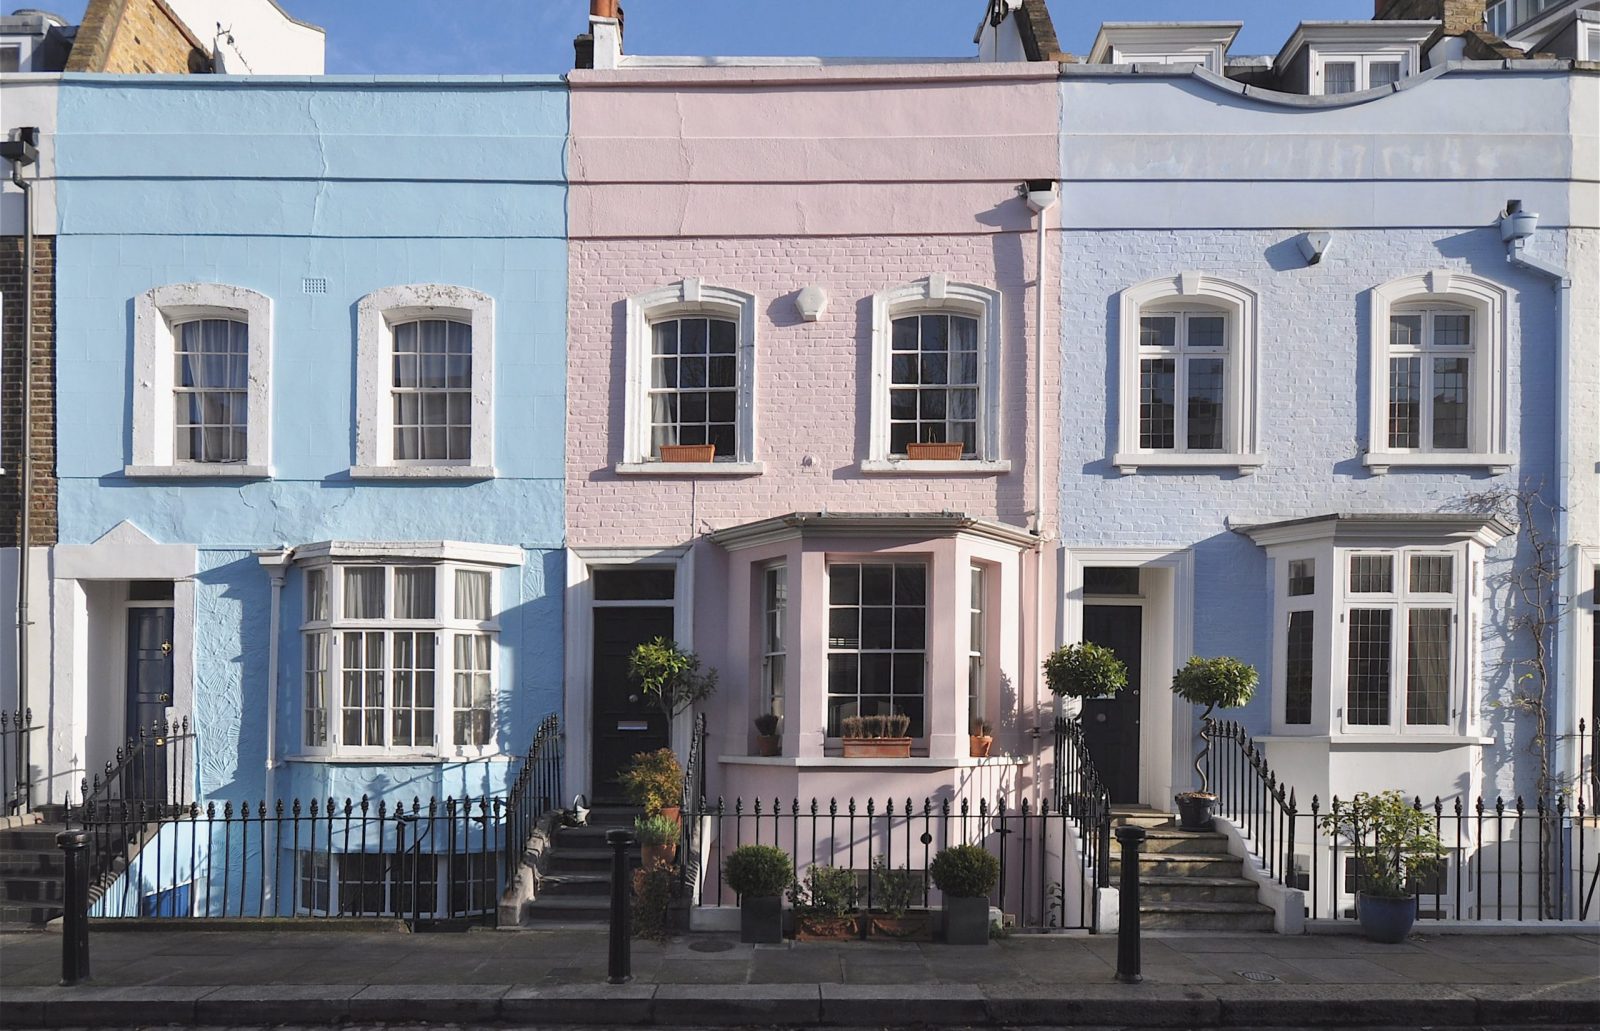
[826,562,927,738]
[761,564,787,720]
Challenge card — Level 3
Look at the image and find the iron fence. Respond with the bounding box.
[501,713,563,890]
[687,794,1091,930]
[1206,718,1299,890]
[1052,716,1113,903]
[2,708,41,816]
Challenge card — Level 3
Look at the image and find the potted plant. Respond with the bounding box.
[839,713,912,758]
[1169,655,1259,831]
[658,443,716,463]
[628,637,719,719]
[724,844,793,944]
[1320,791,1441,943]
[618,747,683,824]
[929,844,998,946]
[631,865,676,941]
[1043,641,1128,705]
[905,441,963,461]
[969,717,993,758]
[635,813,678,871]
[754,713,782,757]
[865,856,931,940]
[787,864,860,941]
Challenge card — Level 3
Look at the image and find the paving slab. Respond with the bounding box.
[192,984,365,1025]
[499,983,655,1025]
[654,983,820,1026]
[1212,983,1480,1028]
[346,983,509,1022]
[820,983,987,1026]
[982,983,1221,1028]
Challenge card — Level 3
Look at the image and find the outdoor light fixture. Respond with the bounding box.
[795,285,828,322]
[1297,231,1334,266]
[1500,198,1538,242]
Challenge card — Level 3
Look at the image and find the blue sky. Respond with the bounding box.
[10,1,1376,73]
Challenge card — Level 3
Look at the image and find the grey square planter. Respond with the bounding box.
[740,895,784,944]
[942,896,991,945]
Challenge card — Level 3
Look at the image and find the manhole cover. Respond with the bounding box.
[689,939,736,953]
[1237,971,1279,984]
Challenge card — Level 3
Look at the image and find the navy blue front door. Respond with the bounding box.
[126,606,174,802]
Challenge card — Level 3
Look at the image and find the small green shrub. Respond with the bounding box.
[1318,790,1441,899]
[631,866,676,940]
[753,713,780,736]
[788,864,859,917]
[724,844,793,898]
[628,637,718,717]
[1170,656,1259,715]
[1043,642,1128,700]
[929,844,999,898]
[870,856,923,916]
[618,748,683,814]
[633,813,678,846]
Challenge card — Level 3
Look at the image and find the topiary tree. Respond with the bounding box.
[1042,642,1128,701]
[1170,655,1258,795]
[724,844,794,899]
[628,637,718,718]
[928,844,1000,898]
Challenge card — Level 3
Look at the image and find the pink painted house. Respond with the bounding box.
[563,0,1065,848]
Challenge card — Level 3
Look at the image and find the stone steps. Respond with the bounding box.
[0,823,70,928]
[522,806,646,925]
[1108,812,1273,933]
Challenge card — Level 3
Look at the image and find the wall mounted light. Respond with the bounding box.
[1297,231,1334,266]
[795,285,828,322]
[1499,199,1539,242]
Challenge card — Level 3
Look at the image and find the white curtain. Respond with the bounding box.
[455,569,492,621]
[394,567,435,619]
[344,568,385,619]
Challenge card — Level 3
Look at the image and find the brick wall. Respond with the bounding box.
[1373,0,1486,35]
[0,236,58,548]
[65,0,208,74]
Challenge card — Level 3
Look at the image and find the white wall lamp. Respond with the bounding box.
[1297,230,1334,266]
[795,285,828,322]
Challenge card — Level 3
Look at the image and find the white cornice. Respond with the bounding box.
[707,512,1039,552]
[292,541,525,566]
[1231,513,1513,550]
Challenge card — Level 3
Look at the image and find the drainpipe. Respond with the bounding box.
[3,128,40,778]
[255,547,294,800]
[1498,200,1576,786]
[1024,180,1059,784]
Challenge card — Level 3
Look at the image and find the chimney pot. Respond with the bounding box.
[591,0,618,18]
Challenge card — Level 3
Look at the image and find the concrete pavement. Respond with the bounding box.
[1,926,1596,1027]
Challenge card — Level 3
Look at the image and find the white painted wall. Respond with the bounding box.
[163,0,325,75]
[0,75,59,237]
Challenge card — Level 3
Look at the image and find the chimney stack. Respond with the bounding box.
[591,0,618,18]
[1372,0,1484,35]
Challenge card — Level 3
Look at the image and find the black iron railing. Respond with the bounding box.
[1052,716,1112,924]
[78,717,195,812]
[1206,718,1298,889]
[501,713,563,892]
[678,712,708,891]
[2,708,41,816]
[688,794,1088,930]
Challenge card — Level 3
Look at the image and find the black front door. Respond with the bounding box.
[126,606,174,802]
[1080,605,1142,804]
[591,607,675,801]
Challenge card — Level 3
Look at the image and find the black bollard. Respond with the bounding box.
[1114,825,1145,984]
[606,827,635,985]
[58,830,90,986]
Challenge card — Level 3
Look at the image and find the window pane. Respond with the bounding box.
[453,632,493,747]
[1139,316,1175,349]
[1287,559,1315,597]
[1325,61,1357,94]
[305,568,329,622]
[395,568,436,620]
[1406,609,1451,725]
[1432,313,1471,347]
[1408,555,1453,594]
[1432,357,1469,449]
[827,563,926,738]
[1390,314,1423,349]
[1285,611,1314,725]
[1346,609,1392,726]
[304,631,328,747]
[592,568,675,601]
[455,570,492,621]
[344,569,385,619]
[1186,357,1224,450]
[1387,356,1421,449]
[1369,61,1401,87]
[1139,358,1176,449]
[1083,567,1140,596]
[1187,315,1225,349]
[1349,555,1393,594]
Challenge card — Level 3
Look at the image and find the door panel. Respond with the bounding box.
[1080,605,1142,804]
[591,607,675,800]
[126,606,175,803]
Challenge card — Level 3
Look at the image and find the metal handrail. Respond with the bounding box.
[1205,718,1299,889]
[1052,716,1113,923]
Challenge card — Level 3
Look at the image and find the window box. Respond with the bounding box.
[659,443,716,463]
[905,442,964,462]
[841,737,912,759]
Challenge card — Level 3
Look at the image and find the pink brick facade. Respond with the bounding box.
[566,63,1063,809]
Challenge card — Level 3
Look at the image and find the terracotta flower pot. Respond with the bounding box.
[867,911,933,941]
[659,443,715,463]
[841,737,912,759]
[905,442,963,461]
[969,735,993,758]
[641,841,676,871]
[792,913,860,941]
[756,734,782,757]
[658,804,682,826]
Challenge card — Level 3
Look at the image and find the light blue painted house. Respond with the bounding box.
[43,73,568,916]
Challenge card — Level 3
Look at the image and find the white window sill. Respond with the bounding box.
[1258,734,1494,747]
[1363,453,1512,475]
[614,461,765,477]
[1113,453,1264,475]
[349,465,497,481]
[283,752,509,765]
[859,459,1012,476]
[718,754,1029,769]
[124,464,270,480]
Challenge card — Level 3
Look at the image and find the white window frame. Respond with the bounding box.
[353,284,495,480]
[864,275,1006,474]
[1312,51,1410,95]
[618,278,760,476]
[1365,272,1509,474]
[294,541,521,760]
[761,563,787,722]
[129,283,273,478]
[1277,552,1322,730]
[824,559,930,742]
[1115,272,1260,475]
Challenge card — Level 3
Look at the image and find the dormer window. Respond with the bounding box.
[1316,53,1405,95]
[1087,22,1240,74]
[1274,21,1435,97]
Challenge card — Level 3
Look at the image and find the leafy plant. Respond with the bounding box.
[1170,656,1259,716]
[617,748,683,814]
[633,813,678,846]
[628,637,719,718]
[970,717,992,736]
[631,866,676,940]
[840,713,911,739]
[1043,642,1128,700]
[1318,790,1441,899]
[753,713,780,736]
[724,844,793,898]
[870,856,923,916]
[787,864,859,917]
[929,844,999,898]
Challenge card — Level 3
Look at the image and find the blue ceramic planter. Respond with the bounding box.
[1356,892,1416,943]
